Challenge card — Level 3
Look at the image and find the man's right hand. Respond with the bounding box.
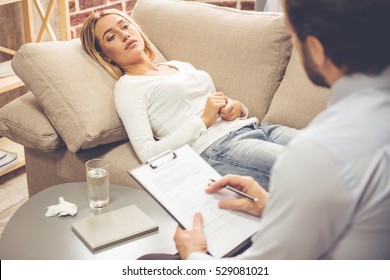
[206,175,269,217]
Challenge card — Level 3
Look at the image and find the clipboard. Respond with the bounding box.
[129,145,262,258]
[146,149,177,169]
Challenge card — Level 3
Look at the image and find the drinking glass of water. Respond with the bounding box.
[85,159,110,209]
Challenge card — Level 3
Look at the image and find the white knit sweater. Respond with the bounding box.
[114,60,256,163]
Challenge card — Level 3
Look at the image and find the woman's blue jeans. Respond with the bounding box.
[200,123,299,190]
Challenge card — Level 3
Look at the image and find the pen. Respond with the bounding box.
[209,179,258,202]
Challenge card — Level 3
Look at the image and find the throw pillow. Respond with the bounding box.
[262,48,330,129]
[0,92,64,152]
[11,39,166,153]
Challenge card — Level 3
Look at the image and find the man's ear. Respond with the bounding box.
[305,35,326,66]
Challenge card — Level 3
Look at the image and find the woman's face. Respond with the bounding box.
[95,14,145,67]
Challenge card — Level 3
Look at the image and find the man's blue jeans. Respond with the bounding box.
[200,123,299,190]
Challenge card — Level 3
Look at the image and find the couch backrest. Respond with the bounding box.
[133,0,330,128]
[132,0,292,122]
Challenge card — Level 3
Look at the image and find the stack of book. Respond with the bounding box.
[1,61,21,175]
[0,60,15,78]
[0,148,18,175]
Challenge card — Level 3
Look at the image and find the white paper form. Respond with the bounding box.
[130,145,262,258]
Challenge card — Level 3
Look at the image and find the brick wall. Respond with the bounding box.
[69,0,137,38]
[69,0,254,38]
[193,0,254,10]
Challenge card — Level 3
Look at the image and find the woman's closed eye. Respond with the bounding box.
[106,24,129,42]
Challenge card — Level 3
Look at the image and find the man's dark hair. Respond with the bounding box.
[284,0,390,75]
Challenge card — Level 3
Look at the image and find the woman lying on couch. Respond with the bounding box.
[80,9,299,190]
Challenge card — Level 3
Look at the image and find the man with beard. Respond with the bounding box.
[172,0,390,259]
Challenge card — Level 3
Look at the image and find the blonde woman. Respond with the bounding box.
[80,9,298,190]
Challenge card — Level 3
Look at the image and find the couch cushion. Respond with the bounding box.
[0,92,64,152]
[262,49,330,129]
[11,39,166,153]
[132,0,292,121]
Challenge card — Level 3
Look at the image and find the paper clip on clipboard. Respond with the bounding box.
[146,150,177,169]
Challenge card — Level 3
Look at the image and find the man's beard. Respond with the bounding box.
[302,44,330,88]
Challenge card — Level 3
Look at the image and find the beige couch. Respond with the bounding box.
[0,0,329,197]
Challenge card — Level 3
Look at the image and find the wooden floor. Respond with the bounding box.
[0,167,28,239]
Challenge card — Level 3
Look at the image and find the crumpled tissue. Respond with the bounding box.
[45,197,77,217]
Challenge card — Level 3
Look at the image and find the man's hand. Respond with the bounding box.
[207,175,269,217]
[174,212,208,259]
[218,98,243,121]
[201,92,227,127]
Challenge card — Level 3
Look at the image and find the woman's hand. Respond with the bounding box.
[218,98,243,121]
[207,175,269,217]
[201,92,227,128]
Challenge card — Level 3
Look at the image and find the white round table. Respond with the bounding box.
[0,182,178,259]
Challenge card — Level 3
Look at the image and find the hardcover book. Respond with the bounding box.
[72,204,158,252]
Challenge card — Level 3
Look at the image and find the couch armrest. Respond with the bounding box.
[0,92,64,152]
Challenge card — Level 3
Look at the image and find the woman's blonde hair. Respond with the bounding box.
[80,9,156,80]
